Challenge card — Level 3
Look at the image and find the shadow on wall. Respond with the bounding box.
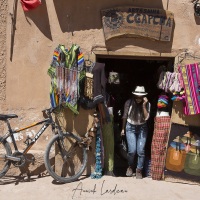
[172,101,200,127]
[55,107,93,137]
[105,29,174,53]
[53,0,165,32]
[22,0,52,40]
[52,0,173,53]
[55,107,96,175]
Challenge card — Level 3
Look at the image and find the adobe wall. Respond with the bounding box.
[1,0,200,176]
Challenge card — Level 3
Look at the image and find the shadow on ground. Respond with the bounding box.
[0,173,49,185]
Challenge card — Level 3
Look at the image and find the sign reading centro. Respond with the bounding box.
[101,7,174,41]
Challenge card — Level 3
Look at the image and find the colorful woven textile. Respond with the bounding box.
[157,95,169,108]
[78,52,84,71]
[158,71,175,93]
[65,69,79,114]
[171,90,185,101]
[48,44,85,114]
[178,63,200,115]
[151,116,171,180]
[91,123,103,179]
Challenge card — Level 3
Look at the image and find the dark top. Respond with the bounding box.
[92,62,106,104]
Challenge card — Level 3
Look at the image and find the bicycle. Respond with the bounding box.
[44,112,98,183]
[0,107,98,183]
[0,107,59,179]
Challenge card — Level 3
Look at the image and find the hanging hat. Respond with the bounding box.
[132,86,148,96]
[157,95,169,108]
[20,0,41,12]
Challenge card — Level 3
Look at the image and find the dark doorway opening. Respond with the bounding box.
[96,55,174,176]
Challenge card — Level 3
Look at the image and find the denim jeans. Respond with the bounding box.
[126,122,148,169]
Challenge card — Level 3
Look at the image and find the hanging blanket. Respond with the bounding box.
[178,63,200,115]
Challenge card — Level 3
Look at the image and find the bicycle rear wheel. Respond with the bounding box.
[44,132,87,183]
[0,138,12,178]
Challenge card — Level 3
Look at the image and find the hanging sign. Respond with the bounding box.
[101,7,174,42]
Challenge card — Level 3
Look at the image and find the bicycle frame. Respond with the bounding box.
[1,117,54,155]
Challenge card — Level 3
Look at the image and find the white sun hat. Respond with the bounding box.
[132,86,148,96]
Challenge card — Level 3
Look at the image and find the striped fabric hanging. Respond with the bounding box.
[178,63,200,115]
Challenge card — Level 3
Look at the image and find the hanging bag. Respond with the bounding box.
[184,151,200,176]
[165,142,186,172]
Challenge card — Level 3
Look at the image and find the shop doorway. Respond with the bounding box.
[96,55,174,176]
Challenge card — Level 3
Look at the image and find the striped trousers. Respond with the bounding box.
[151,116,171,180]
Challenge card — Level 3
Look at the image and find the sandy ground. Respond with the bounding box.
[0,175,200,200]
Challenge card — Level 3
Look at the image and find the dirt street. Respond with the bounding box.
[0,175,200,200]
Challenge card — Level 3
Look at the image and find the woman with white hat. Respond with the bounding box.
[121,86,151,179]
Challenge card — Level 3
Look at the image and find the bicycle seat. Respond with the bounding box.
[0,114,18,120]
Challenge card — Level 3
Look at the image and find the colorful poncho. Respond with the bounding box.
[48,44,85,114]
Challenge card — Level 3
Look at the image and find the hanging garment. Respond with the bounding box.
[169,72,182,93]
[157,71,166,89]
[158,71,175,92]
[61,44,79,69]
[56,65,65,104]
[50,78,58,108]
[178,63,200,115]
[20,0,41,11]
[84,72,93,99]
[97,103,111,124]
[47,44,85,114]
[92,62,106,105]
[65,69,80,114]
[102,115,114,172]
[151,116,171,180]
[165,72,176,92]
[48,45,65,108]
[77,51,84,72]
[61,45,84,114]
[79,64,96,110]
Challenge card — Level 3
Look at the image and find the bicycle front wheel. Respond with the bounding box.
[44,133,88,183]
[0,137,12,178]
